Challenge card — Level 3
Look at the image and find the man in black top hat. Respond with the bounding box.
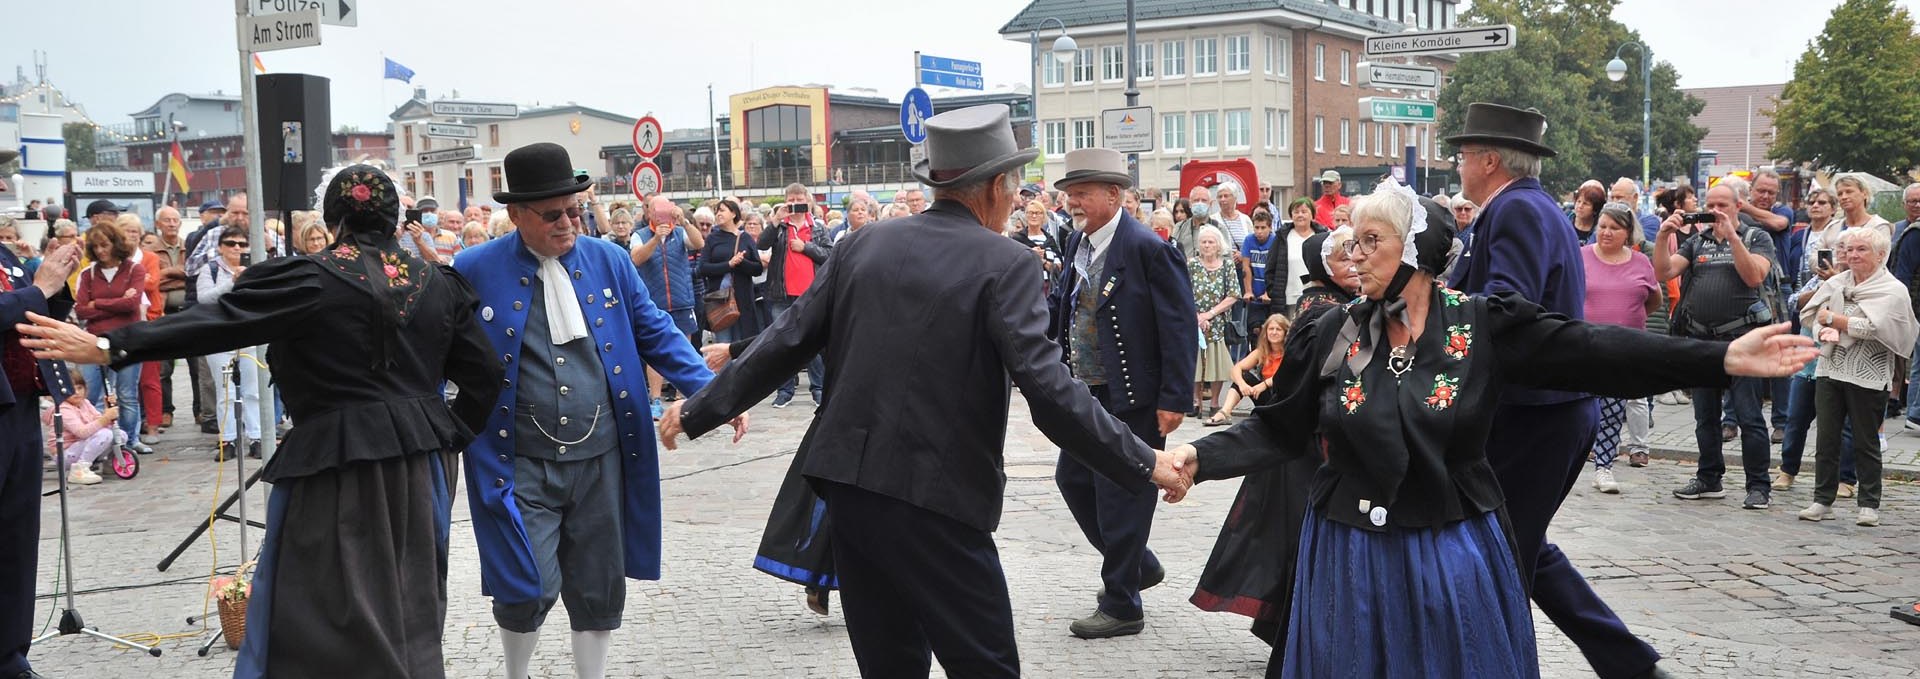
[1446,102,1670,679]
[664,104,1191,678]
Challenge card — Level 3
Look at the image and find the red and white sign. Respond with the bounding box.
[632,116,664,159]
[630,162,663,197]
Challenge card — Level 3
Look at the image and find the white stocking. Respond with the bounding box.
[501,628,539,679]
[572,630,611,679]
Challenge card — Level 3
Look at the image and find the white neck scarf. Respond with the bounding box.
[531,248,590,345]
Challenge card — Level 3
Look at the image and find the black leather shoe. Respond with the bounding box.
[14,668,52,679]
[200,421,220,434]
[1629,663,1674,679]
[1069,611,1144,639]
[1140,564,1166,590]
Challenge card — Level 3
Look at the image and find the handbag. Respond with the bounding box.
[703,233,746,332]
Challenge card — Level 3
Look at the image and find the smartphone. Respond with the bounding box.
[404,208,423,224]
[789,202,810,216]
[1817,249,1834,270]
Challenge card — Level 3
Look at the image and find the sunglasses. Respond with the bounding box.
[524,205,584,223]
[221,240,249,248]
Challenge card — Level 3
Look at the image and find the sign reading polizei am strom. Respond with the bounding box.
[1364,25,1515,58]
[243,9,323,53]
[1359,97,1436,124]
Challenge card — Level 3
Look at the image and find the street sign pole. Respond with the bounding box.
[1123,0,1139,185]
[232,0,278,486]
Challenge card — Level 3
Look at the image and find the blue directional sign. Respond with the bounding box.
[900,87,933,145]
[918,54,985,91]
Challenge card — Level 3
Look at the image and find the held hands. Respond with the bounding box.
[656,401,751,451]
[1150,444,1201,503]
[701,343,733,372]
[1725,322,1819,378]
[15,312,107,364]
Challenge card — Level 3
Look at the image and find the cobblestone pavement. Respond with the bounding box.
[1639,395,1920,479]
[22,377,1920,677]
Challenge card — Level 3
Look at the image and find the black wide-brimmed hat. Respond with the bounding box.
[1054,149,1134,191]
[494,142,593,203]
[1444,102,1557,158]
[912,105,1039,189]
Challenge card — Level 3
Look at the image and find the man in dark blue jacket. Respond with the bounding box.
[0,187,79,679]
[1447,103,1669,679]
[1047,148,1198,639]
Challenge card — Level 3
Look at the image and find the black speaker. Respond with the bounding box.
[255,73,331,213]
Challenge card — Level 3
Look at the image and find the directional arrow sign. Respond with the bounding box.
[1364,24,1515,58]
[424,122,479,140]
[243,9,323,53]
[419,146,477,165]
[251,0,357,27]
[430,101,519,119]
[1356,62,1441,89]
[1358,97,1436,124]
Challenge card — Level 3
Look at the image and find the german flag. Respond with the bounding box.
[168,140,191,192]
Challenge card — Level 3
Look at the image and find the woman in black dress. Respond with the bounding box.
[698,199,765,342]
[21,165,502,679]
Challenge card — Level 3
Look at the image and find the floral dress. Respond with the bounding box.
[1190,256,1240,382]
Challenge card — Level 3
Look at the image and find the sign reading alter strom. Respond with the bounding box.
[71,171,157,193]
[1364,25,1515,58]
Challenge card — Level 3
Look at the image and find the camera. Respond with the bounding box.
[404,208,423,224]
[1680,212,1718,225]
[788,202,810,216]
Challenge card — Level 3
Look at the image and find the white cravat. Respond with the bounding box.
[534,253,590,345]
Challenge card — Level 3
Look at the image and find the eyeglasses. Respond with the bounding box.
[1453,206,1474,212]
[1448,149,1495,164]
[1808,199,1832,206]
[221,240,248,248]
[1342,233,1384,257]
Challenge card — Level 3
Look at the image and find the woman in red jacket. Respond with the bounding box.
[74,224,151,454]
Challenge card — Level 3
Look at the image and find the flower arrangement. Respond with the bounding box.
[211,561,256,649]
[212,572,252,604]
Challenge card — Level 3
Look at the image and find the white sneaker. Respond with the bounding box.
[1798,502,1831,521]
[1592,468,1620,494]
[67,467,102,485]
[1856,507,1879,527]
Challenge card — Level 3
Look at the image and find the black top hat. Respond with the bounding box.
[912,105,1039,189]
[1444,102,1557,158]
[494,142,593,204]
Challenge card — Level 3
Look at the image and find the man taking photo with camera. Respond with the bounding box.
[1655,182,1781,510]
[760,183,833,408]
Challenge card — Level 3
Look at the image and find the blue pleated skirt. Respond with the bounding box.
[1281,508,1538,679]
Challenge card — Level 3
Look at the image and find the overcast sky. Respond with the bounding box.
[7,0,1912,135]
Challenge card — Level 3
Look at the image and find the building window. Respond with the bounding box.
[1313,116,1325,152]
[1194,37,1219,76]
[403,125,413,155]
[1389,125,1400,152]
[1043,54,1066,86]
[424,172,436,199]
[1161,40,1186,78]
[1072,48,1095,84]
[489,124,500,146]
[1265,108,1290,151]
[1043,121,1067,156]
[1162,114,1185,151]
[1340,50,1351,85]
[1265,34,1290,76]
[1314,44,1325,81]
[1225,110,1251,149]
[1102,45,1126,82]
[1357,122,1368,156]
[1135,42,1155,80]
[1420,126,1430,160]
[1226,35,1251,74]
[1072,118,1095,149]
[1340,119,1351,154]
[464,167,475,193]
[489,166,503,193]
[1193,112,1219,151]
[404,171,416,196]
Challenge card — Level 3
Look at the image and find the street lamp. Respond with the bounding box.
[1029,17,1075,162]
[1607,41,1651,213]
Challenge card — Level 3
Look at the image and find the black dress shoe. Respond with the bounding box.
[1140,564,1166,590]
[1069,610,1145,639]
[804,586,830,616]
[200,421,220,434]
[14,668,52,679]
[248,441,262,459]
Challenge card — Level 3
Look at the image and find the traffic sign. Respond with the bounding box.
[430,101,519,119]
[1100,106,1155,154]
[1356,62,1441,89]
[630,162,662,197]
[899,88,933,145]
[243,9,322,53]
[1359,97,1437,123]
[632,116,664,159]
[1365,25,1514,58]
[424,122,479,140]
[918,55,982,77]
[919,71,984,90]
[250,0,356,27]
[419,146,477,165]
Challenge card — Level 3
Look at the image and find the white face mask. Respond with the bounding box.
[1191,202,1211,218]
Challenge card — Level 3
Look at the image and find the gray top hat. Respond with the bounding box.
[911,105,1039,189]
[1053,149,1133,190]
[0,148,16,165]
[1444,102,1557,158]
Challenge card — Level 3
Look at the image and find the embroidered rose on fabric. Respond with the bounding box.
[1346,340,1362,360]
[1425,374,1460,411]
[351,184,371,202]
[337,171,388,212]
[1444,324,1472,360]
[1340,376,1366,414]
[332,245,359,259]
[381,250,411,287]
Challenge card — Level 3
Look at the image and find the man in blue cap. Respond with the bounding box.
[180,197,231,433]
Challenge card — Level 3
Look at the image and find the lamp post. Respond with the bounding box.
[1607,41,1651,213]
[1029,17,1076,167]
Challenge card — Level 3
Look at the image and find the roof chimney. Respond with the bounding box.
[414,86,427,101]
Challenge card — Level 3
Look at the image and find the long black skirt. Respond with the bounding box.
[234,451,455,678]
[1188,450,1319,653]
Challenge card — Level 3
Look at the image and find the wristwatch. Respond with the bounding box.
[95,336,120,363]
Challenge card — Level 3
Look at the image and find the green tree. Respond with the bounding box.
[1435,0,1705,193]
[1768,0,1920,178]
[62,122,97,171]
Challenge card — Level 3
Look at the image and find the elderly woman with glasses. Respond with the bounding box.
[1167,179,1814,678]
[1777,187,1858,494]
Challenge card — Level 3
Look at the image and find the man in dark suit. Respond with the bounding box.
[0,169,80,679]
[660,105,1190,678]
[1047,148,1198,639]
[1447,102,1669,679]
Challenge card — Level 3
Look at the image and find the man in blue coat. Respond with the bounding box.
[454,143,743,679]
[1048,148,1199,638]
[1447,103,1669,679]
